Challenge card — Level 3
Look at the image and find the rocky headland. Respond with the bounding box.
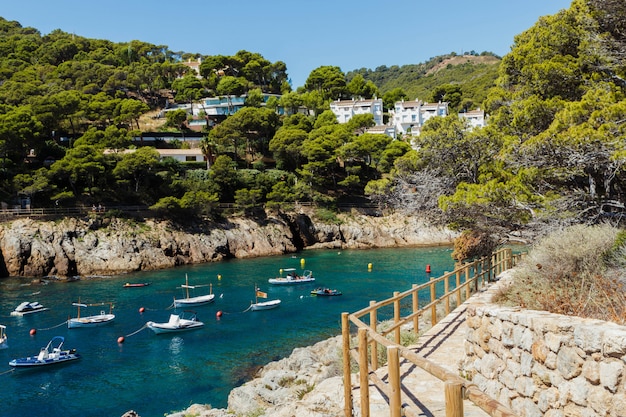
[0,211,456,278]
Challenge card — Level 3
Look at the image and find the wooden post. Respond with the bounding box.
[388,346,402,417]
[430,278,437,326]
[411,284,419,335]
[341,313,353,417]
[358,328,370,417]
[445,380,464,417]
[444,274,450,314]
[456,266,462,307]
[369,300,378,370]
[393,291,400,344]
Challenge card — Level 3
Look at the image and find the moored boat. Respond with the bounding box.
[311,287,342,296]
[10,301,49,316]
[146,311,204,334]
[123,282,151,288]
[68,301,115,328]
[173,274,215,308]
[9,336,80,367]
[250,287,281,311]
[268,268,315,285]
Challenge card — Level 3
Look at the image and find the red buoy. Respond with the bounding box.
[216,310,223,318]
[139,307,145,313]
[117,336,125,344]
[29,328,36,336]
[426,264,431,273]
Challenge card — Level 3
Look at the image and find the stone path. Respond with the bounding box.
[351,284,497,417]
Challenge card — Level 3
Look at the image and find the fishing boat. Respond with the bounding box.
[268,268,315,285]
[9,336,80,367]
[311,287,342,296]
[123,282,151,288]
[250,287,281,311]
[67,300,115,328]
[146,311,204,334]
[0,325,7,349]
[10,301,49,316]
[173,274,215,308]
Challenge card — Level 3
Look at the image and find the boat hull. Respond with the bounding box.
[250,299,281,311]
[68,314,115,328]
[311,288,342,296]
[146,320,204,334]
[268,277,315,285]
[9,353,81,367]
[173,294,215,308]
[123,283,150,288]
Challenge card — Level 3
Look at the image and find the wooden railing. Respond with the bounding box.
[341,247,524,417]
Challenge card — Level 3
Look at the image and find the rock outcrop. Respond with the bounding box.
[167,336,345,417]
[0,211,455,278]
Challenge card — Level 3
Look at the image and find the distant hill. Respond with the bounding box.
[347,53,501,111]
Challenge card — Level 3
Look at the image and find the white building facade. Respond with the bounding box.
[329,98,384,126]
[459,108,487,129]
[389,99,449,137]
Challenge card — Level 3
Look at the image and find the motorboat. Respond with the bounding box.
[0,325,7,349]
[9,336,80,367]
[10,301,49,316]
[250,287,281,311]
[68,301,115,328]
[146,311,204,334]
[173,274,215,308]
[311,287,342,296]
[268,268,315,285]
[123,282,151,288]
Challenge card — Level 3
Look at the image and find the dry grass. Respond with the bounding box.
[493,223,626,324]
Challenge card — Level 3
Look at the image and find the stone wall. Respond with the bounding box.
[463,272,626,417]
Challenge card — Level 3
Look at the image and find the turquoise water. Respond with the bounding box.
[0,246,454,417]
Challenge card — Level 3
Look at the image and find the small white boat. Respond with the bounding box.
[68,300,115,329]
[250,286,281,311]
[268,268,315,285]
[173,274,215,308]
[146,311,204,334]
[0,325,7,349]
[10,301,49,316]
[9,336,80,367]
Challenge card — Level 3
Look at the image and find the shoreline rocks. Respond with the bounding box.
[0,211,456,278]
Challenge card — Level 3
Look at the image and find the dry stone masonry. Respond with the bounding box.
[463,271,626,417]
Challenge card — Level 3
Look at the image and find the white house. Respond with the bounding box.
[329,98,384,126]
[389,99,449,137]
[459,108,487,129]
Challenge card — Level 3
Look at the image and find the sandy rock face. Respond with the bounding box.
[169,336,345,417]
[0,212,455,278]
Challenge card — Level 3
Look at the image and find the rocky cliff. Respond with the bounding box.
[0,211,456,278]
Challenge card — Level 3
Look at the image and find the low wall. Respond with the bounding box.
[462,272,626,417]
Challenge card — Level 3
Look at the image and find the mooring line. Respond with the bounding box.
[37,320,68,331]
[125,324,148,338]
[0,368,15,376]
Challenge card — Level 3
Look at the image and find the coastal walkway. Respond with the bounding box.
[350,279,503,417]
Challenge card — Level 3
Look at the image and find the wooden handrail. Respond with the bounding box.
[342,247,522,417]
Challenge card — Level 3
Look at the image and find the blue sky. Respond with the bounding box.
[3,0,572,88]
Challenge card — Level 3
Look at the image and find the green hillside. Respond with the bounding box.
[347,52,501,111]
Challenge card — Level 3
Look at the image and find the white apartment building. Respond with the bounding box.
[390,99,449,137]
[329,98,384,126]
[459,108,487,129]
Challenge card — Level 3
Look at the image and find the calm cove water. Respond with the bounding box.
[0,246,455,417]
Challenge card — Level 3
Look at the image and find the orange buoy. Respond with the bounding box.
[117,336,125,344]
[426,264,431,273]
[216,310,223,318]
[139,307,145,313]
[29,328,36,336]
